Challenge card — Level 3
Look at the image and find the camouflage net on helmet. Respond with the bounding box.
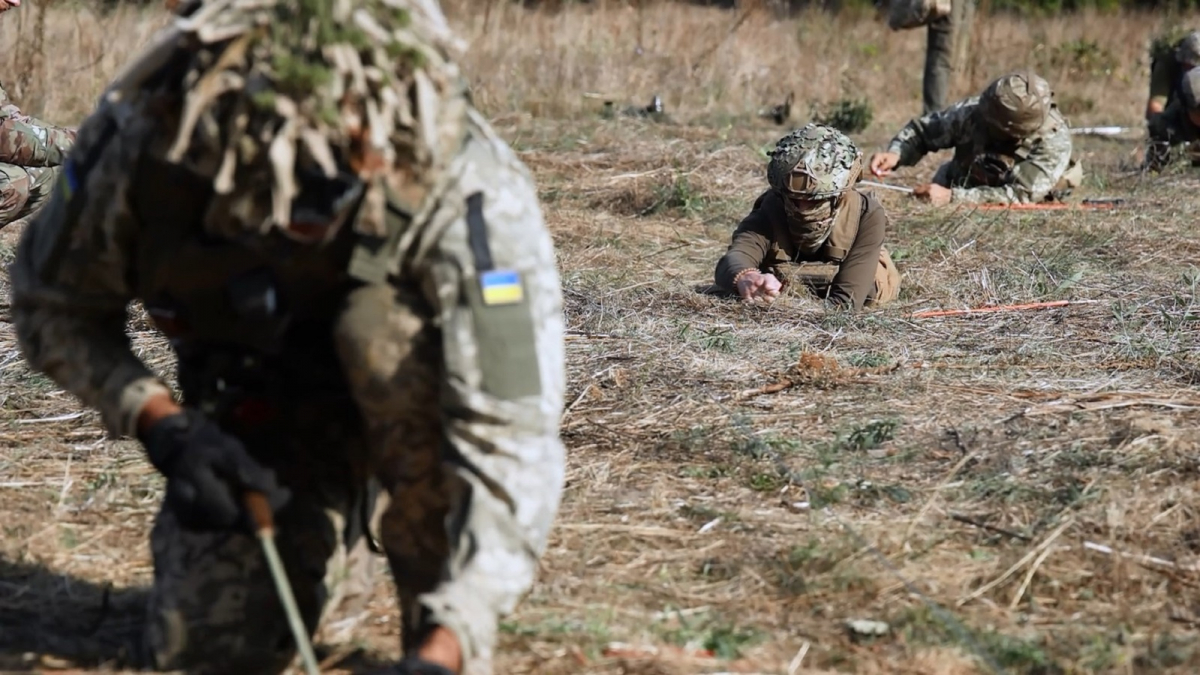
[106,0,469,236]
[766,123,862,200]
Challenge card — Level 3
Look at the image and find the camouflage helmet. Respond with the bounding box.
[1178,31,1200,66]
[766,123,863,200]
[1183,67,1200,110]
[105,0,469,240]
[977,71,1053,139]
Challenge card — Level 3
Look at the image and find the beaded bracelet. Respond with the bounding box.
[732,268,757,287]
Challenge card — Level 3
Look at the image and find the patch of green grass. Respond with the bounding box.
[837,418,900,452]
[645,172,707,217]
[656,613,765,660]
[811,98,873,134]
[897,606,1064,673]
[747,471,784,492]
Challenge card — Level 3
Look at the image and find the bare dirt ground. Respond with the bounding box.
[4,3,1200,675]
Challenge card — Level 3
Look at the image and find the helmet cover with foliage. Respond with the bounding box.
[106,0,469,241]
[977,71,1052,139]
[765,123,863,253]
[1178,31,1200,66]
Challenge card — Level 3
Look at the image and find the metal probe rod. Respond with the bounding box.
[246,492,321,675]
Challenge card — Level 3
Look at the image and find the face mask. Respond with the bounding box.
[783,195,838,253]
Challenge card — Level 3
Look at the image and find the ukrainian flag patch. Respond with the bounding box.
[480,269,524,305]
[60,160,81,201]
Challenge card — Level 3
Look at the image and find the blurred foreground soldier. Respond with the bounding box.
[10,1,566,674]
[1147,30,1200,121]
[0,0,76,229]
[1146,66,1200,170]
[869,71,1081,205]
[714,124,900,310]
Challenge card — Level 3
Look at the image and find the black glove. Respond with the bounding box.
[141,408,290,532]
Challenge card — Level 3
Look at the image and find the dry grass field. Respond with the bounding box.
[4,1,1200,674]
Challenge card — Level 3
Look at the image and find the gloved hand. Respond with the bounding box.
[140,408,290,532]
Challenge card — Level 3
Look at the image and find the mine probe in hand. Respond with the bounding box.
[245,491,321,675]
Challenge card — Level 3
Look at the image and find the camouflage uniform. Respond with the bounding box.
[9,2,565,674]
[0,81,76,227]
[715,124,901,309]
[885,72,1078,204]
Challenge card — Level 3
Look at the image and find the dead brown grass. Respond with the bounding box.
[4,2,1200,675]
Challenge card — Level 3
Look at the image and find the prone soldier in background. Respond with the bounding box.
[869,70,1082,205]
[9,1,566,673]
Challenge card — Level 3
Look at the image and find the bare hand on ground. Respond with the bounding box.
[913,183,952,206]
[736,271,782,303]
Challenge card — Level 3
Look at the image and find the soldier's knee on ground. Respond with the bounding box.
[0,163,32,226]
[868,248,902,306]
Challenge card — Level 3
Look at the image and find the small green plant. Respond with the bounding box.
[839,418,900,452]
[812,98,873,134]
[645,173,706,217]
[658,615,764,660]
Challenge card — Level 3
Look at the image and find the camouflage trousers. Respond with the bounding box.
[0,163,56,228]
[145,127,567,675]
[931,159,1084,199]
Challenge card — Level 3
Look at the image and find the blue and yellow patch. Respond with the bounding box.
[60,160,81,201]
[480,269,524,305]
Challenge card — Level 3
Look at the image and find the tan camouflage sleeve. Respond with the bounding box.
[714,190,778,290]
[885,98,977,167]
[0,79,77,167]
[950,123,1074,204]
[9,109,172,438]
[0,109,77,167]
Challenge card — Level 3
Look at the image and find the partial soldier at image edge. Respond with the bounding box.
[0,0,77,229]
[9,1,565,674]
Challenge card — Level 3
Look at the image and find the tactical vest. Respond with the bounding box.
[129,146,382,414]
[764,188,867,266]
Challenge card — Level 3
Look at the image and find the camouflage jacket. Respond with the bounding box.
[714,188,887,310]
[885,96,1074,203]
[0,81,76,167]
[8,0,471,439]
